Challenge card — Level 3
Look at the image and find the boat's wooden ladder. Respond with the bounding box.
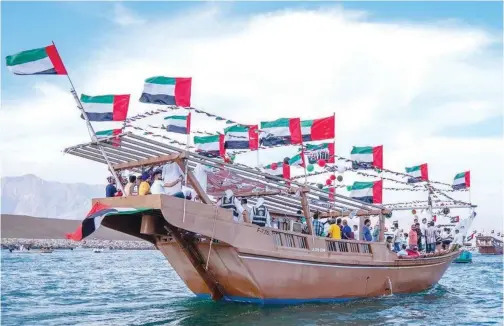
[165,223,225,301]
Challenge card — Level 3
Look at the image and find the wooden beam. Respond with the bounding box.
[112,153,181,171]
[300,192,314,236]
[378,213,385,242]
[236,186,310,198]
[320,209,391,218]
[174,157,212,205]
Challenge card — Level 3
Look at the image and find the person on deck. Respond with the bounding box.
[415,222,423,251]
[250,198,272,228]
[297,210,306,224]
[312,211,324,237]
[420,218,428,249]
[328,219,341,239]
[425,221,437,253]
[393,222,402,252]
[217,189,244,223]
[362,219,372,242]
[105,176,117,198]
[131,175,140,196]
[386,236,394,250]
[341,219,353,240]
[138,173,151,196]
[442,228,453,250]
[397,244,408,257]
[124,175,136,196]
[372,222,380,242]
[353,225,359,240]
[193,163,211,195]
[409,224,418,250]
[241,198,253,219]
[451,229,464,250]
[403,232,409,247]
[161,162,185,197]
[150,170,167,194]
[406,246,420,258]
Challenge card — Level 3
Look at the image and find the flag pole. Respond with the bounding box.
[332,112,336,203]
[182,111,191,223]
[256,129,261,168]
[53,41,125,195]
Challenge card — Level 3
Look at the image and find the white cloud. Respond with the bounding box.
[111,3,145,26]
[1,5,502,230]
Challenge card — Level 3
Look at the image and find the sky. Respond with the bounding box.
[1,1,503,231]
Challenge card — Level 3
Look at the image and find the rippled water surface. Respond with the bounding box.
[1,250,502,325]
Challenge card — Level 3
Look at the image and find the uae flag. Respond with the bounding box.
[164,112,191,134]
[452,171,470,190]
[139,76,192,107]
[319,186,335,202]
[81,94,130,121]
[301,115,335,141]
[405,164,429,183]
[224,125,259,150]
[304,143,335,164]
[96,128,122,147]
[450,216,460,223]
[263,162,290,179]
[350,145,383,170]
[194,134,225,158]
[259,118,302,146]
[348,180,383,204]
[66,203,149,241]
[6,45,67,75]
[288,153,305,167]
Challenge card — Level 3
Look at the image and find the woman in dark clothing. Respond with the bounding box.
[415,222,423,251]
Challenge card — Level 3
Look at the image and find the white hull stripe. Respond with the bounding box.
[238,254,450,269]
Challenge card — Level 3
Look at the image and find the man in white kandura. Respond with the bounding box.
[250,198,272,228]
[451,228,465,250]
[217,189,244,222]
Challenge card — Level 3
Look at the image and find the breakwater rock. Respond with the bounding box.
[1,238,156,250]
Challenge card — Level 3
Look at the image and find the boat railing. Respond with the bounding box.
[272,230,308,249]
[325,239,372,254]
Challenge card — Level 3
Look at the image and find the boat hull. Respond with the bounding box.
[96,195,460,304]
[157,240,457,304]
[478,247,503,255]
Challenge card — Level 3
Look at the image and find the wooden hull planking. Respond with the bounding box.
[97,195,460,304]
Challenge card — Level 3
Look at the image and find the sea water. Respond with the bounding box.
[1,250,502,326]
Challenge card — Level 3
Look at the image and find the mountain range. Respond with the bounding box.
[1,174,104,219]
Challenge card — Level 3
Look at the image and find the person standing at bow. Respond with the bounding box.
[393,222,402,252]
[409,224,418,249]
[217,189,244,223]
[250,198,272,228]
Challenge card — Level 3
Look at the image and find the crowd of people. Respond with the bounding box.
[104,168,464,259]
[105,162,201,200]
[389,217,464,258]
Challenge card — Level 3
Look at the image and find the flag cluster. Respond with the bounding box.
[7,44,471,203]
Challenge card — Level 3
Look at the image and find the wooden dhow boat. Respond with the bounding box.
[64,133,473,304]
[476,236,503,255]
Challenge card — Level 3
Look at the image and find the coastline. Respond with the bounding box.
[1,238,155,250]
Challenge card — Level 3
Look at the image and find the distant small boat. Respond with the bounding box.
[476,236,503,255]
[10,245,31,253]
[453,250,472,263]
[40,248,53,253]
[93,249,103,253]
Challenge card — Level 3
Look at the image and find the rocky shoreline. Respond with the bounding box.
[1,238,156,250]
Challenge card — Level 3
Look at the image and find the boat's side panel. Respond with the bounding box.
[478,247,503,255]
[157,240,457,302]
[235,253,455,300]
